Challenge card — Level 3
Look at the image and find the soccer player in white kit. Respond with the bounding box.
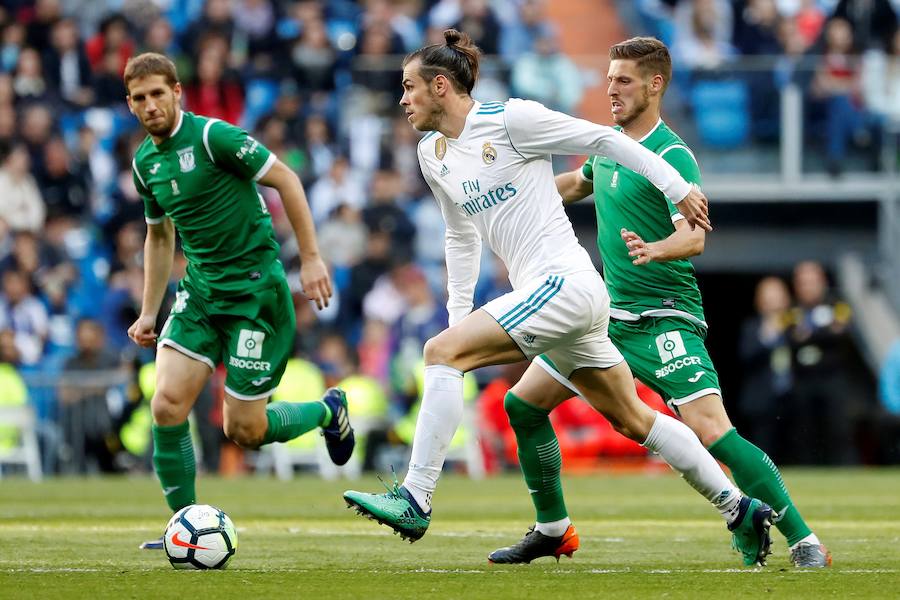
[344,30,772,566]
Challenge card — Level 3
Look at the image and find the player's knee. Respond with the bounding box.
[151,389,190,426]
[503,392,547,429]
[423,332,460,366]
[224,419,265,449]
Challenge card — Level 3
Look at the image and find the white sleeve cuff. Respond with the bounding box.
[145,216,166,224]
[578,169,591,182]
[252,153,277,182]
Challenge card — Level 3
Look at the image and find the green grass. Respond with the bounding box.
[0,469,898,599]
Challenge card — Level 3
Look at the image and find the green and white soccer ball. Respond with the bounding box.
[164,504,237,570]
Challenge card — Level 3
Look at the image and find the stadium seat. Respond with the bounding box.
[691,80,750,149]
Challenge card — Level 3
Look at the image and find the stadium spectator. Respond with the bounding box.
[42,18,93,108]
[0,268,49,366]
[232,0,277,69]
[35,136,91,224]
[0,142,46,234]
[354,21,403,96]
[510,26,584,114]
[19,104,53,173]
[180,0,235,60]
[25,0,62,52]
[318,204,368,270]
[793,0,826,49]
[184,47,244,125]
[289,15,337,93]
[91,46,127,106]
[810,17,873,176]
[362,169,416,261]
[862,26,900,125]
[452,0,502,56]
[58,318,123,473]
[85,13,134,75]
[13,46,51,104]
[1,21,27,73]
[309,154,367,224]
[831,0,898,51]
[500,0,549,64]
[672,0,735,71]
[737,276,794,459]
[786,260,856,465]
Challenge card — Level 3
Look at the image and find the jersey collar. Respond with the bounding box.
[447,100,478,142]
[635,118,663,143]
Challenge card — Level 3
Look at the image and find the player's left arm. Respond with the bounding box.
[258,160,332,310]
[621,220,705,265]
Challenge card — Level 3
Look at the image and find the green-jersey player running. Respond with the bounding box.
[124,53,355,549]
[490,37,829,568]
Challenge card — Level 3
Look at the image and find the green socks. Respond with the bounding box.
[152,421,196,512]
[261,401,328,445]
[709,428,812,545]
[504,392,568,523]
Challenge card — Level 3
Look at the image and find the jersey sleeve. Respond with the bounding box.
[580,158,593,182]
[132,158,166,224]
[659,145,701,222]
[504,99,691,203]
[204,119,276,181]
[418,144,481,327]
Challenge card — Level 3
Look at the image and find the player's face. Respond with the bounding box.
[400,60,443,132]
[127,75,182,137]
[607,59,651,128]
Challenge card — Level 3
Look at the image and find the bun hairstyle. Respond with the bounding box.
[403,28,482,94]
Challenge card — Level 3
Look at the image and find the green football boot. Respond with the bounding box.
[344,476,431,542]
[729,496,774,566]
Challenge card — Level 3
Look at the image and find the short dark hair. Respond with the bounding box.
[609,36,672,92]
[403,29,481,95]
[123,52,179,93]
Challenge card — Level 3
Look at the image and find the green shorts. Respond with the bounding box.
[608,317,721,409]
[158,278,296,400]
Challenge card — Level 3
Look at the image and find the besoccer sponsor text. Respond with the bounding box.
[229,356,271,371]
[655,355,702,379]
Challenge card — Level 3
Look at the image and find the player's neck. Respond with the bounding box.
[436,96,475,140]
[621,108,661,141]
[150,108,184,145]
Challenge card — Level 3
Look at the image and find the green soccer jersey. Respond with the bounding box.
[132,111,283,299]
[582,119,706,326]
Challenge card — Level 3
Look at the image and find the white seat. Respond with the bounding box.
[0,405,43,482]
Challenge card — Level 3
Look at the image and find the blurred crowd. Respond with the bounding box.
[0,0,896,476]
[638,0,900,174]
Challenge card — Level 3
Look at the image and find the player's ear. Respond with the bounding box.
[172,81,183,102]
[432,74,448,97]
[650,74,664,95]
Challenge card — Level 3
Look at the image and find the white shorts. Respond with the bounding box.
[481,270,624,377]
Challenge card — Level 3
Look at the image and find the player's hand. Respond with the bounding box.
[676,185,711,232]
[300,256,332,310]
[621,228,655,265]
[127,314,158,348]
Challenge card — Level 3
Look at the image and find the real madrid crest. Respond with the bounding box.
[482,142,497,165]
[435,136,447,160]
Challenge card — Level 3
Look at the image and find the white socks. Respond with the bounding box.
[790,533,821,551]
[535,517,571,537]
[402,364,464,512]
[642,412,743,524]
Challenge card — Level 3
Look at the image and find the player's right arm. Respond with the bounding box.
[555,160,595,205]
[418,144,481,327]
[128,161,174,348]
[505,99,710,231]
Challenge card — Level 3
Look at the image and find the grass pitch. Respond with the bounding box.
[0,468,898,599]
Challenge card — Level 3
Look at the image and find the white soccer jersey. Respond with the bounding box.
[417,99,692,326]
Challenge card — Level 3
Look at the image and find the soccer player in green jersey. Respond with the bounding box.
[489,37,830,567]
[123,53,355,549]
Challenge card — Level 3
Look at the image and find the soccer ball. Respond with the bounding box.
[164,504,238,570]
